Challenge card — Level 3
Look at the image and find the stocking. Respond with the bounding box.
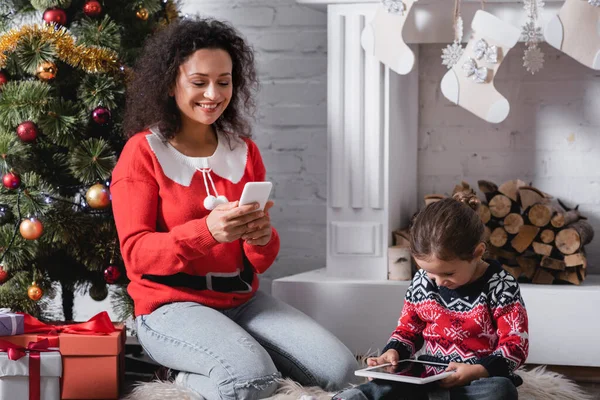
[361,0,418,75]
[545,0,600,70]
[440,10,521,123]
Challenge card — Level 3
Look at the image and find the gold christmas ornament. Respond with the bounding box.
[0,24,119,74]
[86,183,111,209]
[20,217,44,240]
[28,281,43,301]
[136,7,149,20]
[36,61,57,81]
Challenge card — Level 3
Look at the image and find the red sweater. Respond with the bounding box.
[111,128,280,316]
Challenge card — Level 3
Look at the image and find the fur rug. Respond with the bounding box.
[123,366,595,400]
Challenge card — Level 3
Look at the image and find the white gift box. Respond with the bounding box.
[0,348,62,400]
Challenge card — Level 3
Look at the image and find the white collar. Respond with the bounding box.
[146,127,248,187]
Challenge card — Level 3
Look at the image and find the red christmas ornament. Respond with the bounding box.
[0,265,8,284]
[83,0,102,17]
[2,172,20,190]
[20,218,44,240]
[0,71,7,88]
[43,8,67,26]
[16,121,38,143]
[103,265,121,284]
[92,106,111,125]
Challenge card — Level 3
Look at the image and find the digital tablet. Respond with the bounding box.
[354,359,454,385]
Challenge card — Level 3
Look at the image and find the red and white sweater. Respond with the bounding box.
[383,261,529,383]
[110,128,280,316]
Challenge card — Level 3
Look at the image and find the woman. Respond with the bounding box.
[111,17,357,400]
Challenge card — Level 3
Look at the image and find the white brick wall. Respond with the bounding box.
[419,43,600,275]
[180,0,329,282]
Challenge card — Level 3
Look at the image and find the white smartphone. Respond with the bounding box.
[239,182,273,211]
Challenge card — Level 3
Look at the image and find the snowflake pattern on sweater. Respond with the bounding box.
[383,261,529,381]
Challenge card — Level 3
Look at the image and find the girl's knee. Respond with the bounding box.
[219,357,281,400]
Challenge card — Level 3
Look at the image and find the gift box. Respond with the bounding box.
[0,312,24,336]
[4,312,126,399]
[0,339,62,400]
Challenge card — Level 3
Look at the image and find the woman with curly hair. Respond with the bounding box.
[111,17,357,399]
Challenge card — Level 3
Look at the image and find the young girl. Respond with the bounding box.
[111,18,357,400]
[333,192,528,400]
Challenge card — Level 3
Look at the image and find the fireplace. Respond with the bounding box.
[272,0,600,368]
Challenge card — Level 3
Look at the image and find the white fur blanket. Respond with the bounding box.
[123,366,594,400]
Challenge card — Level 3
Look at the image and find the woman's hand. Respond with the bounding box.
[367,349,400,367]
[242,201,274,246]
[438,362,489,389]
[206,201,264,243]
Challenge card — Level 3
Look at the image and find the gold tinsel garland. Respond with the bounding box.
[0,24,119,74]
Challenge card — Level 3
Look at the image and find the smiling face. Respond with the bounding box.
[414,243,486,289]
[171,48,233,129]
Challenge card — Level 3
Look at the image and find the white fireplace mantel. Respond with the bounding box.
[272,0,600,367]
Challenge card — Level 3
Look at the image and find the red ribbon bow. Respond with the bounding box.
[20,311,117,335]
[0,338,55,400]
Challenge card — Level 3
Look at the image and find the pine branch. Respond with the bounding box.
[38,99,82,147]
[18,172,56,218]
[30,0,72,12]
[0,269,55,318]
[69,138,116,183]
[0,223,37,270]
[130,0,163,15]
[110,285,134,321]
[77,73,124,111]
[14,34,56,75]
[72,15,121,51]
[0,130,30,174]
[0,81,52,130]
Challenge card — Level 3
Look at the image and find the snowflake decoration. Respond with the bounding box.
[523,45,545,74]
[589,0,600,6]
[441,41,464,69]
[455,16,464,43]
[523,0,545,15]
[382,0,406,15]
[521,21,544,43]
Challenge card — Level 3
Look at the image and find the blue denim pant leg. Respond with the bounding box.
[136,301,280,400]
[449,377,518,400]
[225,291,359,391]
[332,379,430,400]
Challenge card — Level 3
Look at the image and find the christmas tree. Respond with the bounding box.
[0,0,178,321]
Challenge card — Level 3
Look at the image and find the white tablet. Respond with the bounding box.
[354,359,455,385]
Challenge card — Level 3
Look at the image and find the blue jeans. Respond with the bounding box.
[136,291,358,400]
[332,376,518,400]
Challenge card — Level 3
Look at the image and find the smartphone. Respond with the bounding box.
[239,182,273,211]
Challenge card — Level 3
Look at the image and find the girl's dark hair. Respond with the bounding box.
[123,17,258,140]
[410,191,485,261]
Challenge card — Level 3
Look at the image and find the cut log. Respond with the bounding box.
[532,268,555,284]
[503,265,522,280]
[453,181,472,195]
[518,186,547,210]
[511,225,540,253]
[564,252,587,269]
[540,229,555,244]
[498,179,527,202]
[516,256,537,279]
[483,226,492,243]
[478,204,491,224]
[528,204,552,227]
[478,180,499,202]
[424,194,446,206]
[555,221,595,255]
[532,242,553,257]
[541,256,566,271]
[489,194,512,218]
[393,229,411,247]
[489,247,517,262]
[551,209,582,228]
[504,213,524,234]
[556,268,583,285]
[490,227,508,248]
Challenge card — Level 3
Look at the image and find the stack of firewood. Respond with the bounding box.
[424,180,594,285]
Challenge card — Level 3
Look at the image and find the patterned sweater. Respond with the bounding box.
[383,261,529,384]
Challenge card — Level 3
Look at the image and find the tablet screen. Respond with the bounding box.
[366,360,448,379]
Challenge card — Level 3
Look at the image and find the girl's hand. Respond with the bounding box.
[206,201,264,243]
[438,362,489,389]
[366,349,400,367]
[242,201,274,246]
